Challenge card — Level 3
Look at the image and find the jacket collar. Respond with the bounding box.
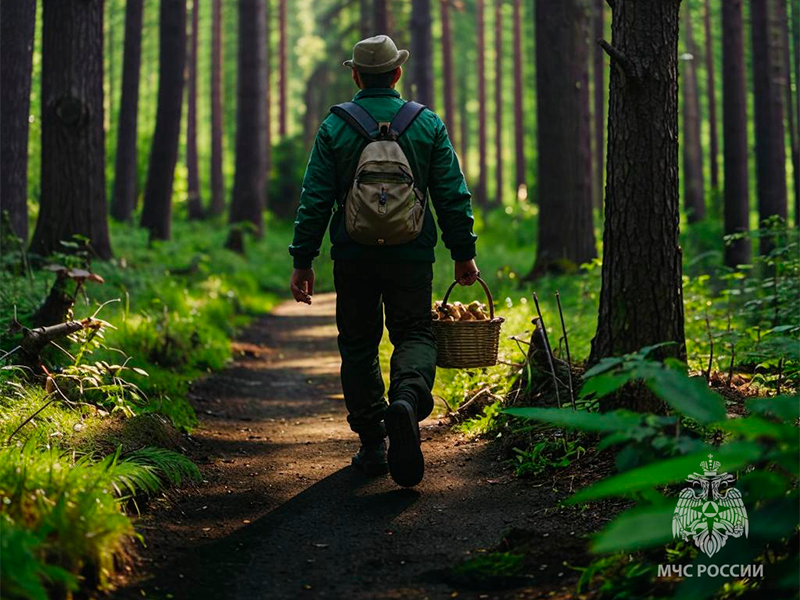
[353,88,401,100]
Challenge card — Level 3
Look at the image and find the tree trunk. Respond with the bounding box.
[111,0,144,223]
[458,65,470,181]
[226,0,267,252]
[722,0,751,267]
[593,0,604,209]
[704,0,720,191]
[373,0,390,35]
[590,0,686,365]
[751,0,788,248]
[793,0,800,225]
[440,0,456,145]
[475,0,487,205]
[0,0,37,242]
[682,3,706,223]
[279,0,287,138]
[411,0,434,107]
[31,0,112,259]
[210,0,225,216]
[777,0,799,224]
[513,0,525,193]
[186,0,203,220]
[265,0,272,190]
[360,0,371,38]
[140,0,187,241]
[531,0,595,274]
[494,0,503,203]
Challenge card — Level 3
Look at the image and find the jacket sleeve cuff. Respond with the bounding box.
[450,244,476,262]
[293,256,314,269]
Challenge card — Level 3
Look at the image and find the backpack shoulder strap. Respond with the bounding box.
[329,102,378,142]
[388,101,427,140]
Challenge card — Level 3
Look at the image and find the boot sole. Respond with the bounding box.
[385,400,424,487]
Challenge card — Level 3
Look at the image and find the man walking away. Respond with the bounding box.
[289,35,479,487]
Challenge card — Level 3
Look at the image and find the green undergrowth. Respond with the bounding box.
[0,216,290,597]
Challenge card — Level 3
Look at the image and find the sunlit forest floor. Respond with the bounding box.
[1,207,797,599]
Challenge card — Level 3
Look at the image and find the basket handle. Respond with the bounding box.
[440,277,495,320]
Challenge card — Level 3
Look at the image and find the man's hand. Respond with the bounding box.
[455,259,480,286]
[290,268,315,304]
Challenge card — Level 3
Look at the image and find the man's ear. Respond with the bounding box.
[352,69,363,89]
[391,67,402,87]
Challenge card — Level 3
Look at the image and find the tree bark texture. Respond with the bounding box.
[722,0,751,267]
[0,0,37,241]
[704,0,720,191]
[140,0,187,241]
[440,0,456,147]
[590,0,686,363]
[186,0,203,220]
[751,0,788,246]
[279,0,287,138]
[513,0,525,191]
[793,0,800,225]
[494,0,503,203]
[31,0,112,259]
[111,0,144,223]
[533,0,595,273]
[475,0,487,205]
[210,0,225,216]
[777,0,799,225]
[227,0,268,252]
[682,3,706,222]
[411,0,434,107]
[593,0,605,208]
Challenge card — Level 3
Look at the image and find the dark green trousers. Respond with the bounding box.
[334,260,436,443]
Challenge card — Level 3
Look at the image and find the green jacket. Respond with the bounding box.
[289,88,477,269]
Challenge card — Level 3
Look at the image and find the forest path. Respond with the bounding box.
[121,294,583,600]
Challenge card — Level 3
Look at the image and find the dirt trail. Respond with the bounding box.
[120,294,597,600]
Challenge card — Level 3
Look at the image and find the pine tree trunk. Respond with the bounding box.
[0,0,37,242]
[476,0,487,205]
[793,0,800,225]
[458,66,470,181]
[704,0,720,191]
[373,0,390,35]
[265,0,272,187]
[111,0,144,223]
[532,0,595,274]
[590,0,686,366]
[593,0,604,209]
[411,0,434,106]
[186,0,203,220]
[777,0,799,223]
[360,0,371,38]
[513,0,525,192]
[751,0,788,249]
[31,0,112,259]
[440,0,456,145]
[226,0,267,252]
[682,3,706,223]
[279,0,287,138]
[493,0,504,203]
[210,0,225,216]
[722,0,751,267]
[140,0,187,241]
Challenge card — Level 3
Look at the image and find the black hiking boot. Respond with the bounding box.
[351,440,389,476]
[385,400,424,487]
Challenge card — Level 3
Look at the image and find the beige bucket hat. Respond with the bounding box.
[343,35,409,74]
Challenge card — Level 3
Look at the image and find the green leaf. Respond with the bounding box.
[567,442,762,504]
[579,372,637,399]
[716,416,797,442]
[502,407,642,432]
[591,504,675,553]
[645,369,726,424]
[583,357,625,379]
[746,395,799,421]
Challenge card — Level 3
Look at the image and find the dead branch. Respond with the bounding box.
[599,39,637,79]
[555,291,576,411]
[533,293,562,409]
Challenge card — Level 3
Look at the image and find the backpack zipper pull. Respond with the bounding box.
[379,186,387,214]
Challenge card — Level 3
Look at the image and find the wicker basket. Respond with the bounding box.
[432,277,504,369]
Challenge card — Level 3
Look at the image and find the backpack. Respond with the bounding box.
[330,100,427,246]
